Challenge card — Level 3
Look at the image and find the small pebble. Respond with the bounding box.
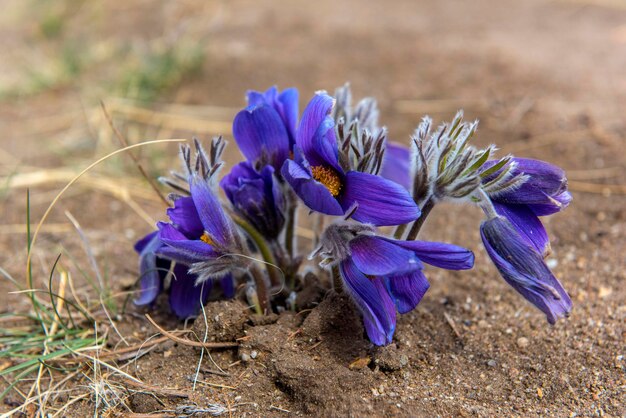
[241,353,251,362]
[487,360,497,367]
[399,354,409,367]
[546,259,558,269]
[250,350,258,359]
[517,337,529,348]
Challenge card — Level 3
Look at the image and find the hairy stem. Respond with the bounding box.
[248,264,270,314]
[331,265,343,293]
[232,215,282,287]
[406,198,435,241]
[393,223,408,239]
[284,189,298,260]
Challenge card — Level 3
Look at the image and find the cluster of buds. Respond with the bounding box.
[133,84,572,345]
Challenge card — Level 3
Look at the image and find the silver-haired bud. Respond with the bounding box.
[309,222,376,267]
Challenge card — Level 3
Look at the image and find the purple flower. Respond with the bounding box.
[220,162,285,240]
[233,86,298,170]
[316,224,474,345]
[380,141,411,190]
[247,86,299,148]
[156,174,245,283]
[482,158,572,255]
[134,231,234,319]
[281,93,420,226]
[480,216,572,324]
[484,158,571,216]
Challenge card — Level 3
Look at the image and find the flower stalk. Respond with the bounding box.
[231,214,282,288]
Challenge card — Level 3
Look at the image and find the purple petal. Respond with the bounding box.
[168,264,211,319]
[166,196,204,238]
[220,162,285,239]
[297,92,334,153]
[484,158,569,209]
[297,93,342,171]
[157,222,219,262]
[386,270,430,314]
[220,274,235,299]
[134,232,165,306]
[247,89,271,107]
[340,171,420,226]
[349,235,422,276]
[480,217,572,324]
[155,246,201,266]
[380,142,411,190]
[189,176,234,247]
[340,259,397,346]
[389,239,475,270]
[281,159,344,216]
[512,158,568,194]
[135,257,161,305]
[278,88,299,145]
[233,104,290,169]
[134,230,159,253]
[247,86,299,147]
[527,190,572,216]
[493,202,549,255]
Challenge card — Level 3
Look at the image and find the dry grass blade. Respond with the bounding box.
[105,100,234,133]
[569,180,626,195]
[25,139,186,285]
[100,101,169,206]
[145,314,239,349]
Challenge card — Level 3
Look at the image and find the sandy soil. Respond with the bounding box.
[1,0,625,416]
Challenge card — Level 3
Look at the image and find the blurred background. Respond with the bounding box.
[0,0,624,414]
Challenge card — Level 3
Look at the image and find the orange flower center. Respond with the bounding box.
[311,165,342,197]
[200,232,214,246]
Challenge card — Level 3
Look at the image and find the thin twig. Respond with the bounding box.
[443,312,463,342]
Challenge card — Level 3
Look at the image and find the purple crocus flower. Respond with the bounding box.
[220,162,285,240]
[480,216,572,324]
[281,93,420,226]
[315,224,474,345]
[134,230,234,319]
[482,158,572,255]
[484,158,571,216]
[156,174,245,283]
[247,86,299,148]
[233,86,298,170]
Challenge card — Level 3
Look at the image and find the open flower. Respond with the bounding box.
[281,93,420,226]
[480,216,572,324]
[315,223,474,345]
[220,162,285,240]
[157,175,246,283]
[233,86,298,171]
[134,230,234,319]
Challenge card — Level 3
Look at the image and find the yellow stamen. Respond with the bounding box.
[311,165,342,197]
[200,232,214,246]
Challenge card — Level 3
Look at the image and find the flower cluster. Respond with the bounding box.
[133,84,573,345]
